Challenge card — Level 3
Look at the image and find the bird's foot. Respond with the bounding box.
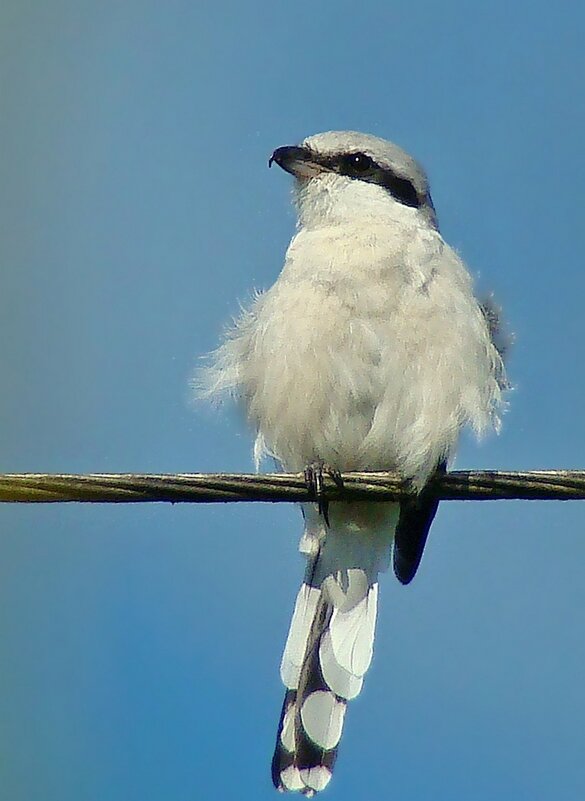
[303,460,344,526]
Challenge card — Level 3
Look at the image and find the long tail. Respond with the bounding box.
[272,503,398,796]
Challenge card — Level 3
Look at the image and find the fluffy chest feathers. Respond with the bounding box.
[208,220,502,482]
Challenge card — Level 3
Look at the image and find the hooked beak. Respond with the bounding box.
[268,145,324,179]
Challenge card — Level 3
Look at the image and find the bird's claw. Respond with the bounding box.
[303,461,344,526]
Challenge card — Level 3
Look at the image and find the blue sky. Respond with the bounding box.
[1,2,585,799]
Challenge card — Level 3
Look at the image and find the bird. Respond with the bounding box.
[198,131,507,795]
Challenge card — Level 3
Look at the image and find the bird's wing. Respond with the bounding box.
[393,462,446,585]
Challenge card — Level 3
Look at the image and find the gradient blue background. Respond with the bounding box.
[1,2,585,799]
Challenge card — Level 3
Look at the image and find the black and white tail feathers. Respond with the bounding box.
[271,504,399,795]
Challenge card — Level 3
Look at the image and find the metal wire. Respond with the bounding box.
[0,470,584,503]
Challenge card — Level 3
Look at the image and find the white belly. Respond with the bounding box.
[210,224,503,485]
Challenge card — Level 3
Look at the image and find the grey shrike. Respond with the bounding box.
[199,131,507,795]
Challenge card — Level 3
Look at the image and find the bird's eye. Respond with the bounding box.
[340,153,373,173]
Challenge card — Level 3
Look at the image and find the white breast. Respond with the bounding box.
[202,217,503,484]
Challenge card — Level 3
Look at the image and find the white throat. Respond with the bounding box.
[293,173,430,231]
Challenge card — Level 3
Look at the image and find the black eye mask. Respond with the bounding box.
[318,151,423,209]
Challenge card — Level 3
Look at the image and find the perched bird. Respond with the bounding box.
[199,131,507,795]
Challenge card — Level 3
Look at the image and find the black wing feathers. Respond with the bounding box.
[393,464,445,585]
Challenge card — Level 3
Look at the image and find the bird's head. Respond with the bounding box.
[269,131,437,230]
